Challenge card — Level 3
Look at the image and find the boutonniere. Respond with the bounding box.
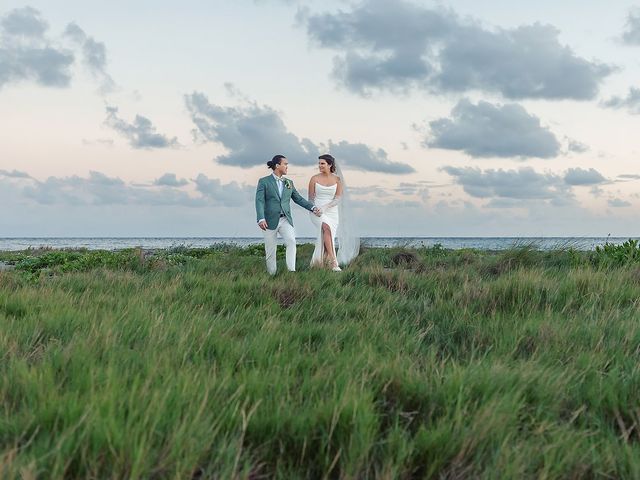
[283,178,292,189]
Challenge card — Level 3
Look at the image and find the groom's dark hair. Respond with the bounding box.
[267,155,286,170]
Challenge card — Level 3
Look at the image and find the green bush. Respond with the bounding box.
[593,239,640,266]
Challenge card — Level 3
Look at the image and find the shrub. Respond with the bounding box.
[593,239,640,267]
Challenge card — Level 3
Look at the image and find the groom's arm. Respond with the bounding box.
[255,179,266,223]
[291,184,315,212]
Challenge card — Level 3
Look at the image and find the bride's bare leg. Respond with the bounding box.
[321,222,337,267]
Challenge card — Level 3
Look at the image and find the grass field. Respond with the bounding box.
[1,242,640,479]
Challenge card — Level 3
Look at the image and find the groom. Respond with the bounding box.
[255,154,321,275]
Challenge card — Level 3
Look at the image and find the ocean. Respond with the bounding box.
[0,237,636,251]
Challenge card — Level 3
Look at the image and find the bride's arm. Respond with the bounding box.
[325,177,344,208]
[308,178,316,202]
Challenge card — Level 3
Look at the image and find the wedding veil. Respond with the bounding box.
[334,163,360,266]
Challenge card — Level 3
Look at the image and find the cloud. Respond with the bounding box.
[2,169,639,237]
[1,6,47,38]
[82,138,114,147]
[301,0,612,99]
[566,139,589,154]
[349,185,392,197]
[392,182,429,201]
[426,99,560,159]
[564,168,607,186]
[442,166,573,205]
[347,182,429,201]
[193,174,254,206]
[104,106,180,149]
[395,182,421,194]
[0,6,114,92]
[328,140,415,173]
[185,91,319,167]
[17,170,252,207]
[185,91,414,173]
[64,22,115,93]
[443,166,609,204]
[254,0,300,5]
[618,174,640,180]
[608,198,631,208]
[23,171,123,205]
[0,7,74,89]
[484,198,527,209]
[622,8,640,45]
[154,173,188,187]
[602,87,640,114]
[0,169,32,179]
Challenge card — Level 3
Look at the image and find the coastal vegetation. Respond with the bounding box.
[2,241,640,478]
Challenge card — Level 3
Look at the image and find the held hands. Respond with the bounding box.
[258,220,268,231]
[313,207,323,217]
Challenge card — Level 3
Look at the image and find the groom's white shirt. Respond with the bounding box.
[257,173,285,225]
[273,173,284,196]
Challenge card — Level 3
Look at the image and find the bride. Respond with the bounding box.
[308,154,359,271]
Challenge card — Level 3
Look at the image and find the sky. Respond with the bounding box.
[1,0,639,237]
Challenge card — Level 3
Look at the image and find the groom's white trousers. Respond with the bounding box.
[263,217,296,275]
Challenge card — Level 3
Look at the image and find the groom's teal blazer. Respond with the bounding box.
[255,175,315,230]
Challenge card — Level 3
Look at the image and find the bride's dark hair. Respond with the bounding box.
[319,154,336,173]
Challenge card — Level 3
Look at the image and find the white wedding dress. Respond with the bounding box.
[309,183,340,266]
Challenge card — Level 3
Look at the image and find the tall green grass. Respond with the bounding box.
[1,244,640,478]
